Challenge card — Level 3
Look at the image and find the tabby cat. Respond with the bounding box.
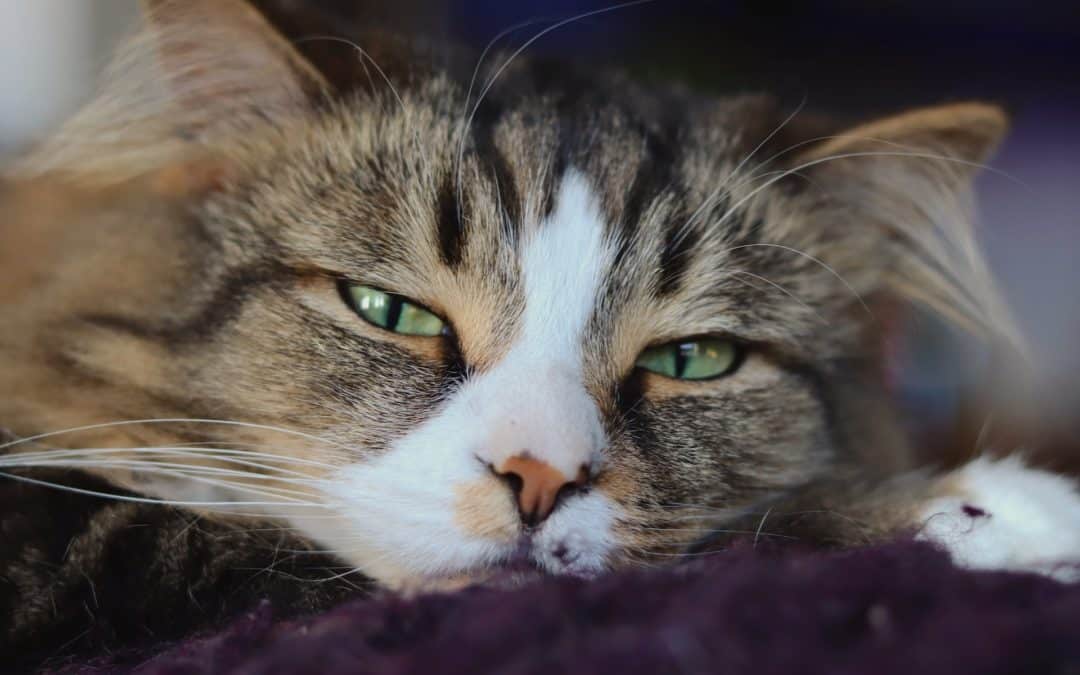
[2,0,1078,667]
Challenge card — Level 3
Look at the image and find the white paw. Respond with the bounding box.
[916,456,1080,582]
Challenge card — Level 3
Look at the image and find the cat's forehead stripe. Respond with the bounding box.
[436,174,465,267]
[537,97,698,299]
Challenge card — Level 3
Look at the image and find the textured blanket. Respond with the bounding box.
[49,541,1080,675]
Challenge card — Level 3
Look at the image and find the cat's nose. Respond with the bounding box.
[494,454,590,526]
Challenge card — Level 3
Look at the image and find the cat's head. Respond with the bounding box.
[2,0,1011,587]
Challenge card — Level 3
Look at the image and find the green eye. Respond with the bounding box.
[342,284,446,337]
[635,338,742,381]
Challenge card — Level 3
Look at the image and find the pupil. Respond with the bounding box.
[386,295,404,330]
[674,343,691,377]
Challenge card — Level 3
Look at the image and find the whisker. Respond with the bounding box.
[0,446,338,474]
[294,35,406,112]
[687,149,1015,321]
[456,0,655,214]
[628,522,794,540]
[724,245,869,318]
[641,535,799,560]
[677,97,808,243]
[0,470,331,509]
[0,418,351,453]
[726,269,827,323]
[736,133,1026,190]
[455,16,549,221]
[753,507,774,547]
[4,458,326,496]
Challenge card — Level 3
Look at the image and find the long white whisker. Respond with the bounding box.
[726,269,827,323]
[456,0,655,214]
[455,16,549,220]
[294,35,406,112]
[6,460,324,502]
[725,244,870,317]
[734,133,1026,191]
[693,149,1009,318]
[0,418,351,453]
[0,470,330,509]
[677,97,807,244]
[0,446,338,474]
[4,457,326,493]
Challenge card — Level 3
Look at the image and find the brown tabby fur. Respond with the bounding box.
[1,0,1017,667]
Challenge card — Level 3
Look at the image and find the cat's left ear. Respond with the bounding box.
[790,103,1012,338]
[795,102,1007,183]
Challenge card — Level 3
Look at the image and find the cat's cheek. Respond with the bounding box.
[452,477,525,540]
[293,459,513,586]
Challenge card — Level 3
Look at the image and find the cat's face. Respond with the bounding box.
[175,101,846,585]
[1,0,1006,588]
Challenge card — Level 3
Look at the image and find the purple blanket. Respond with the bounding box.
[52,541,1079,675]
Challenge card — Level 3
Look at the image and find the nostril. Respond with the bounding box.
[493,455,596,527]
[575,463,591,486]
[487,460,524,493]
[499,469,524,497]
[551,482,577,513]
[550,462,593,512]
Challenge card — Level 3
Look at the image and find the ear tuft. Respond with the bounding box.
[800,102,1008,171]
[792,102,1019,351]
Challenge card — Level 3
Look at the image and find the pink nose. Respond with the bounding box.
[495,454,590,526]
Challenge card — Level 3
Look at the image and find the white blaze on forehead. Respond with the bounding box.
[477,169,614,474]
[305,170,618,583]
[519,170,613,364]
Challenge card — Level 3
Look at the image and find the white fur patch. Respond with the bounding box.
[475,169,613,476]
[917,456,1080,582]
[532,490,618,577]
[302,170,621,585]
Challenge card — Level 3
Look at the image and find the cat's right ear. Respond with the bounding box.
[139,0,329,120]
[15,0,327,181]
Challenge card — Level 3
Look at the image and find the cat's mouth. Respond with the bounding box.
[422,532,606,592]
[315,470,617,590]
[482,531,606,588]
[474,537,549,589]
[391,538,548,593]
[483,560,548,589]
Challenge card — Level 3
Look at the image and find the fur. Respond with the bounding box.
[2,0,1077,665]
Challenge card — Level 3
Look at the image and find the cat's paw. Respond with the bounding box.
[916,456,1080,581]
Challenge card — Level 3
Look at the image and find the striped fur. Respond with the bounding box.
[3,0,1061,664]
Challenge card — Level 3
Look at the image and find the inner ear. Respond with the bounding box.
[786,102,1015,347]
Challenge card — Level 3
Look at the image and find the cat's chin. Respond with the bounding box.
[387,537,591,595]
[389,559,549,595]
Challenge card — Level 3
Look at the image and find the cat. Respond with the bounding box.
[2,0,1079,666]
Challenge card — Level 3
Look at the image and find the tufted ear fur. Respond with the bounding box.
[799,103,1007,175]
[139,0,328,115]
[792,103,1017,347]
[14,0,326,182]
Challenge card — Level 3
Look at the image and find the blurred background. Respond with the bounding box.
[1,0,1077,454]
